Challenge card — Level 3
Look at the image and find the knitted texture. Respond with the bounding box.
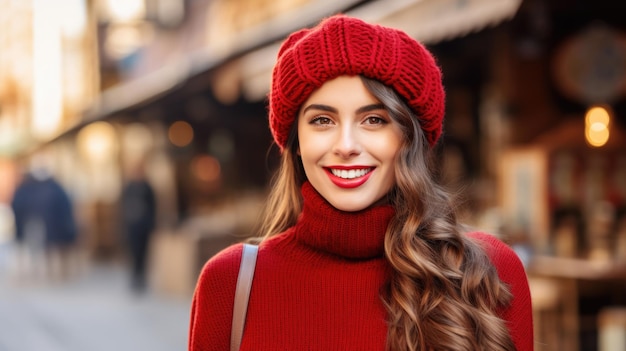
[269,14,445,151]
[188,183,534,350]
[295,182,395,259]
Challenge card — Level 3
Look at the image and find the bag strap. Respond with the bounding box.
[230,243,259,351]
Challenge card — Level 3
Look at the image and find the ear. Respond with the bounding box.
[296,146,301,156]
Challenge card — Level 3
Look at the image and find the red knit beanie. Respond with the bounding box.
[269,14,445,151]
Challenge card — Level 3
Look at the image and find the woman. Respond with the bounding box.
[189,15,533,351]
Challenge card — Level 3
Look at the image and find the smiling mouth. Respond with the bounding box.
[329,168,373,179]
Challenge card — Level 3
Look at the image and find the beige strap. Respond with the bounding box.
[230,243,258,351]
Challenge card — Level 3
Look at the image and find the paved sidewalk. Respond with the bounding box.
[0,244,191,351]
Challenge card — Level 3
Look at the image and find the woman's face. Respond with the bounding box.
[297,75,403,212]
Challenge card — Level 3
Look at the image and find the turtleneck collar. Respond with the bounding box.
[293,182,395,260]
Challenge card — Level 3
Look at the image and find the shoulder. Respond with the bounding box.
[189,243,246,350]
[466,232,534,350]
[196,243,245,289]
[466,231,523,272]
[465,231,531,293]
[192,242,247,313]
[467,232,533,313]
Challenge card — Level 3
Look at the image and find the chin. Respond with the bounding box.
[327,197,376,212]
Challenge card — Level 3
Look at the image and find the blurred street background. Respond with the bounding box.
[0,0,625,350]
[0,241,190,351]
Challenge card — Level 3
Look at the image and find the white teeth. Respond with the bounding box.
[331,168,371,179]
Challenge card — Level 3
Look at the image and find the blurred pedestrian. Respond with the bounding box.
[120,159,157,293]
[189,15,533,351]
[10,160,78,281]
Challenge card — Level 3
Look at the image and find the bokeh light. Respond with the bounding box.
[191,154,221,183]
[585,105,611,147]
[168,120,194,147]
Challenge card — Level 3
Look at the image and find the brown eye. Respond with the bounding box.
[364,116,387,125]
[311,116,333,125]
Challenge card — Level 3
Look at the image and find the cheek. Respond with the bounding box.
[374,133,403,159]
[298,129,332,160]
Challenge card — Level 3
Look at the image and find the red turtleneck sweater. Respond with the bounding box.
[188,182,533,350]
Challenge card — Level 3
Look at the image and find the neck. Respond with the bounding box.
[293,182,395,259]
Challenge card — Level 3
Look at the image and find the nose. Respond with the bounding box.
[333,124,361,158]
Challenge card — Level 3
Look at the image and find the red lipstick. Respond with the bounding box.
[324,166,374,189]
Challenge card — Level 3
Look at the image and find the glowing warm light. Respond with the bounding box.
[32,0,63,140]
[586,124,610,147]
[168,121,194,147]
[585,105,611,147]
[105,0,146,22]
[585,106,610,126]
[191,155,221,183]
[76,122,118,162]
[60,0,87,38]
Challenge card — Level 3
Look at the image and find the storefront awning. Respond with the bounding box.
[81,0,524,132]
[352,0,523,44]
[235,0,523,101]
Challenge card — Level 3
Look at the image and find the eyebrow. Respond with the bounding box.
[301,103,386,115]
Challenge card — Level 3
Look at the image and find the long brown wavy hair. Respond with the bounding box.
[257,76,516,351]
